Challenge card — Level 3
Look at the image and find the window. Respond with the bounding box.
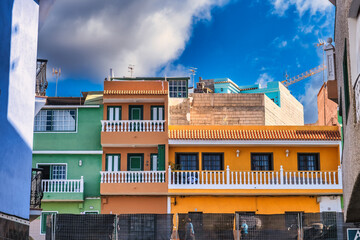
[150,154,158,171]
[151,106,164,120]
[298,153,320,171]
[251,153,273,171]
[202,153,224,170]
[127,154,144,171]
[41,211,57,234]
[343,40,351,120]
[175,153,198,170]
[37,164,66,180]
[107,106,121,120]
[106,154,120,171]
[169,80,188,98]
[84,211,99,214]
[34,109,76,132]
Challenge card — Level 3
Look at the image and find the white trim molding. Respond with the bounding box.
[33,150,103,154]
[169,140,341,147]
[42,105,100,109]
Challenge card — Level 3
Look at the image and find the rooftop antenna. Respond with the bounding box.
[52,67,61,97]
[189,67,197,88]
[128,64,135,78]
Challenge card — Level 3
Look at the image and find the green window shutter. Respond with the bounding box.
[108,106,122,120]
[343,40,350,121]
[157,145,165,171]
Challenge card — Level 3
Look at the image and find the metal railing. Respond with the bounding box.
[100,171,166,183]
[41,176,84,193]
[30,168,43,208]
[101,120,165,132]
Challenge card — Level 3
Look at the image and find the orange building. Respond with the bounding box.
[100,77,189,214]
[99,77,342,216]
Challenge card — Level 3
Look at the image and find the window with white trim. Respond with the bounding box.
[37,164,66,180]
[106,154,120,171]
[107,106,121,120]
[34,109,76,132]
[151,106,164,120]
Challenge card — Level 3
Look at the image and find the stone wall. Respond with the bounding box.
[169,93,265,125]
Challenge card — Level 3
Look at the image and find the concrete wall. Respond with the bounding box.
[264,83,304,125]
[0,0,39,220]
[333,0,360,222]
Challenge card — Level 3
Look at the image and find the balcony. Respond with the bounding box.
[41,177,84,201]
[168,166,343,195]
[30,168,43,221]
[100,120,168,147]
[101,120,165,132]
[100,171,167,195]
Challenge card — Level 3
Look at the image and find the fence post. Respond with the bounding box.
[235,213,240,240]
[80,176,84,192]
[338,165,342,187]
[280,165,284,185]
[168,166,172,186]
[226,165,230,184]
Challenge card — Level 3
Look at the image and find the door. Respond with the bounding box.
[128,154,144,171]
[129,106,143,131]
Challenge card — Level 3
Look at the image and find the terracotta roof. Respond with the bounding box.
[104,90,168,95]
[168,126,341,141]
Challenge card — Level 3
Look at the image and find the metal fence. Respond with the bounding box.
[46,212,358,240]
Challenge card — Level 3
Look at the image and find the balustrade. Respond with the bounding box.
[101,120,165,132]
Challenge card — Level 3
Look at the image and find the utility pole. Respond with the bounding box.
[52,67,61,97]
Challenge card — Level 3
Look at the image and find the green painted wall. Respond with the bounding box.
[33,106,103,151]
[41,199,101,214]
[33,154,101,197]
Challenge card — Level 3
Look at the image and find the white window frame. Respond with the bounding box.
[84,210,99,214]
[34,108,79,134]
[36,163,68,180]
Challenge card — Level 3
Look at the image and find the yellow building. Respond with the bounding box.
[167,125,342,215]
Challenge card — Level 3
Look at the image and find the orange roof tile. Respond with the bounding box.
[168,125,341,141]
[104,90,168,95]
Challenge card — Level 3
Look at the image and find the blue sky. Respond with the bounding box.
[39,0,334,123]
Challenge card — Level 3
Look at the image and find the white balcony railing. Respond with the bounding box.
[101,120,165,132]
[42,176,84,193]
[100,171,166,183]
[168,166,342,190]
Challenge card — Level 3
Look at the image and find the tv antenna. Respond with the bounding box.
[128,64,135,78]
[189,67,197,88]
[52,67,61,97]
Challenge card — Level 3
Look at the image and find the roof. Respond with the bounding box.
[110,77,189,81]
[84,91,103,105]
[168,125,341,141]
[46,97,84,105]
[104,90,168,95]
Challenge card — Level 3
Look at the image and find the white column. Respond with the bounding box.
[167,196,171,214]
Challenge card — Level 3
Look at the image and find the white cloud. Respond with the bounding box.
[256,73,274,88]
[38,0,229,82]
[270,0,332,17]
[272,37,288,48]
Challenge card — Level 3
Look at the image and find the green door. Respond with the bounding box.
[128,154,144,171]
[129,106,143,120]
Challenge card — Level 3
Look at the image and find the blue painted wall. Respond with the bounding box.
[0,0,39,220]
[240,81,281,106]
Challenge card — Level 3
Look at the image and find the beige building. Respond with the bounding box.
[169,82,304,126]
[330,0,360,222]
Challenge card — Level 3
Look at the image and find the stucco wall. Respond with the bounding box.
[33,107,103,151]
[334,0,360,222]
[264,83,304,125]
[0,0,39,220]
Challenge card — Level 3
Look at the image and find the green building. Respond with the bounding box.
[30,92,103,238]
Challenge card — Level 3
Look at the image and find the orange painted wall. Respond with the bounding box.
[101,196,167,214]
[104,80,168,92]
[103,147,158,171]
[169,146,340,172]
[171,196,320,214]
